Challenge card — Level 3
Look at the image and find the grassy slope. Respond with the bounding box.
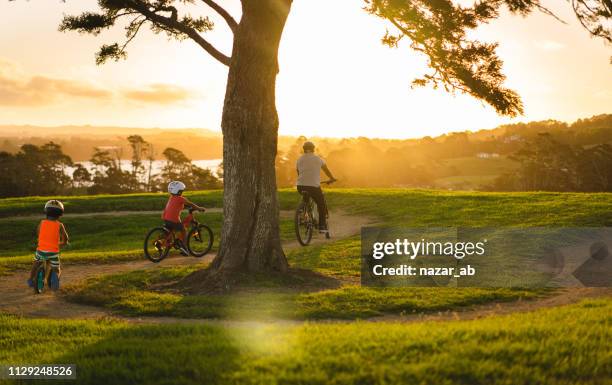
[1,299,610,385]
[0,213,294,274]
[2,189,611,227]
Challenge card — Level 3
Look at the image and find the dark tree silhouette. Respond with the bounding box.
[12,0,611,288]
[0,142,73,197]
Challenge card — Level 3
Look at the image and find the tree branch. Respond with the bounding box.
[200,0,238,33]
[128,0,231,66]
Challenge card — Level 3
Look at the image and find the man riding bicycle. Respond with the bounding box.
[296,141,336,233]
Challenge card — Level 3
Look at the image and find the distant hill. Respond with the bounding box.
[0,126,221,161]
[0,114,609,163]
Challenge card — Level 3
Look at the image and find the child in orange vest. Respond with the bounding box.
[27,200,69,290]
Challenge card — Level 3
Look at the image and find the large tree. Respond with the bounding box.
[14,0,611,287]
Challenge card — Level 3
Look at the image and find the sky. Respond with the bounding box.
[0,0,610,139]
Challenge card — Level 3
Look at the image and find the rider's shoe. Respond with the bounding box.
[49,271,60,291]
[176,240,189,256]
[319,225,329,234]
[27,278,34,288]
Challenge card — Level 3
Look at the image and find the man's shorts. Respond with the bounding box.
[164,220,184,231]
[35,250,60,269]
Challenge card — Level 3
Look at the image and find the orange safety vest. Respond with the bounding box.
[38,219,61,253]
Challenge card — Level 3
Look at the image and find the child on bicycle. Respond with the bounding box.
[163,181,206,255]
[27,200,69,290]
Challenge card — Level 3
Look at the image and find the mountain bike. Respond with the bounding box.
[294,180,335,246]
[144,207,214,263]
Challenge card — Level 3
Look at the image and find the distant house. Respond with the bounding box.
[476,152,500,159]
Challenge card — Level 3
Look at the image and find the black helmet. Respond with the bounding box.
[44,200,64,218]
[303,141,315,151]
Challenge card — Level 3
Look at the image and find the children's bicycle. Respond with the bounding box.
[294,180,335,246]
[33,259,60,294]
[144,207,214,263]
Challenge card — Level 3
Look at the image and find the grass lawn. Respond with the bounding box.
[321,189,612,227]
[1,298,610,384]
[63,250,548,320]
[2,189,611,228]
[0,213,295,274]
[24,188,608,318]
[0,191,225,218]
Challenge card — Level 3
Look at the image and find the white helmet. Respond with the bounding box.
[44,200,65,217]
[168,181,186,195]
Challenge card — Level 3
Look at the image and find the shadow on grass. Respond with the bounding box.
[53,322,241,385]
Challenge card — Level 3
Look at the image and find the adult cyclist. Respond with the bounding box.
[296,141,336,234]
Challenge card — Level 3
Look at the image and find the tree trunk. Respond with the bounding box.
[211,0,292,276]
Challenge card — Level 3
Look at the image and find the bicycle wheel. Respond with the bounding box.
[34,263,45,294]
[295,202,313,246]
[187,224,214,257]
[144,227,172,263]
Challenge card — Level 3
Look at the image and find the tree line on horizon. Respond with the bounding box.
[275,114,611,191]
[1,114,609,162]
[0,114,610,197]
[0,135,221,198]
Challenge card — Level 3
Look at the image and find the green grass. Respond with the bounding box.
[321,189,612,227]
[57,187,612,319]
[2,189,611,227]
[0,250,143,276]
[1,299,610,384]
[63,260,547,320]
[2,189,609,274]
[0,191,224,217]
[287,237,361,278]
[0,213,294,274]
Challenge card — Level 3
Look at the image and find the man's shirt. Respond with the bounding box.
[296,153,325,187]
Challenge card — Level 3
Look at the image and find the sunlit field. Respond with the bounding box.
[1,188,610,384]
[1,299,610,385]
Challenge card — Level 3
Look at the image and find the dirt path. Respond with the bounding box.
[0,210,373,320]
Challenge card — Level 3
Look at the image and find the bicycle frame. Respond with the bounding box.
[161,209,199,243]
[300,192,318,228]
[33,259,56,293]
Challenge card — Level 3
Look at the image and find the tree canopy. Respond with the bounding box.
[29,0,609,117]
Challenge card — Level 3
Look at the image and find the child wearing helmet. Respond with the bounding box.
[27,200,69,290]
[163,181,206,255]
